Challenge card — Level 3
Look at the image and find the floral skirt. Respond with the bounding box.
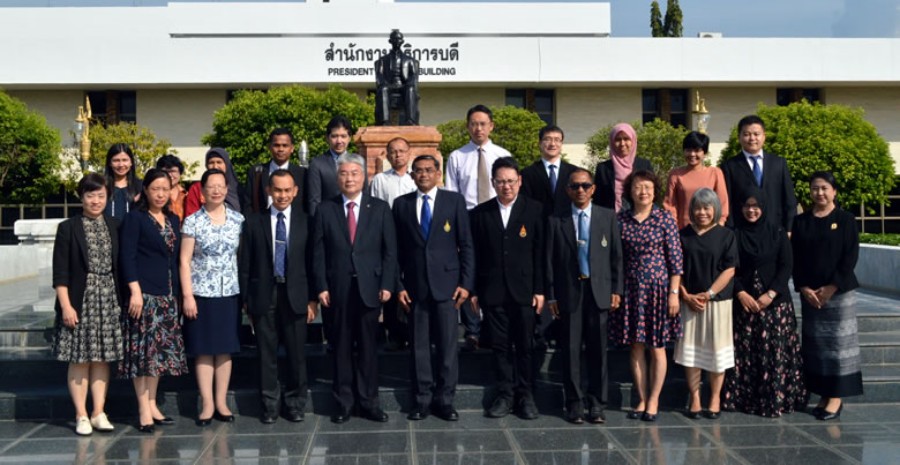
[51,273,124,364]
[118,293,188,378]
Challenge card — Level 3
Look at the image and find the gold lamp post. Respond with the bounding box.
[73,96,92,170]
[692,89,710,134]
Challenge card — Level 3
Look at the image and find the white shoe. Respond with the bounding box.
[90,413,114,432]
[75,416,93,436]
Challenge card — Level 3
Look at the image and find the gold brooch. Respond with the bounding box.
[831,223,838,230]
[601,235,608,247]
[444,220,451,232]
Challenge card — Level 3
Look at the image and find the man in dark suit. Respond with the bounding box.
[311,153,397,424]
[721,114,798,231]
[239,170,316,424]
[471,157,545,420]
[547,168,623,424]
[520,124,577,349]
[244,127,308,214]
[393,155,474,422]
[306,115,368,217]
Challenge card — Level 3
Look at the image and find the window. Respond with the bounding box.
[85,90,136,125]
[505,88,555,125]
[642,88,689,128]
[777,88,822,106]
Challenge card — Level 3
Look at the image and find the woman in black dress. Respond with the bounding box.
[103,143,142,219]
[723,188,808,417]
[52,173,124,435]
[791,171,863,420]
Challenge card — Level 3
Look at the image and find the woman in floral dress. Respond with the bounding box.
[119,168,189,433]
[610,170,683,422]
[723,188,807,417]
[52,173,124,436]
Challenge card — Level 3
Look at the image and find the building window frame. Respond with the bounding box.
[505,88,555,125]
[642,88,689,128]
[85,90,136,125]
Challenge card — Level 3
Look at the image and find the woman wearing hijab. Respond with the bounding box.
[592,123,654,212]
[185,148,242,217]
[723,188,807,417]
[791,171,862,420]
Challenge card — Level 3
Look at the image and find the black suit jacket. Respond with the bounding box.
[119,210,181,298]
[721,151,797,231]
[244,163,308,215]
[592,157,654,209]
[312,193,397,309]
[392,189,475,302]
[546,204,623,312]
[239,208,312,315]
[306,153,368,218]
[52,214,121,316]
[520,160,578,218]
[470,196,545,307]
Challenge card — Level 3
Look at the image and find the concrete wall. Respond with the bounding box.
[137,88,226,168]
[856,244,900,295]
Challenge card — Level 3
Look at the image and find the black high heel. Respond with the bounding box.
[817,403,842,421]
[627,410,644,420]
[137,424,155,434]
[214,411,235,423]
[195,416,212,427]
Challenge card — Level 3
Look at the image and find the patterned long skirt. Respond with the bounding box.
[118,293,188,378]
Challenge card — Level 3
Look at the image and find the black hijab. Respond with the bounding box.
[734,187,783,269]
[205,148,242,213]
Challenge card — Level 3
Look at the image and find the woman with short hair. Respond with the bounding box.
[663,131,729,229]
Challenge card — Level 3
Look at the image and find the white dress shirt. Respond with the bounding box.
[270,205,292,265]
[444,140,512,210]
[370,169,417,207]
[415,187,439,225]
[342,193,362,223]
[542,158,561,179]
[742,150,764,175]
[498,197,517,229]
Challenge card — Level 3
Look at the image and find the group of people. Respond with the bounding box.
[51,107,863,436]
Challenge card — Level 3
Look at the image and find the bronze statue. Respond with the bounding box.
[375,29,420,126]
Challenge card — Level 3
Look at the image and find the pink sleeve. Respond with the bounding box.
[714,167,729,225]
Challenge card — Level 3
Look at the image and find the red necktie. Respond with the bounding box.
[347,201,357,244]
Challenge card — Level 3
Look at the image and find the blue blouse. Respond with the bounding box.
[181,206,244,297]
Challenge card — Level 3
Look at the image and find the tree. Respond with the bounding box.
[650,1,664,38]
[719,101,896,212]
[437,105,546,170]
[663,0,684,38]
[0,91,62,204]
[203,85,374,182]
[584,118,690,196]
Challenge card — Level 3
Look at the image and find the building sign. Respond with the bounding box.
[325,41,460,78]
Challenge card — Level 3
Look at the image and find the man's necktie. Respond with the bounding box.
[549,164,558,192]
[275,212,286,278]
[578,211,590,278]
[421,194,432,239]
[347,201,357,244]
[752,156,763,187]
[477,147,491,203]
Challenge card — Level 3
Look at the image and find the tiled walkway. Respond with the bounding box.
[1,404,899,464]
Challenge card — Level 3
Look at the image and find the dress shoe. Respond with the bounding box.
[75,416,93,436]
[407,405,429,421]
[137,424,155,434]
[435,405,459,421]
[817,404,843,421]
[152,416,175,426]
[90,413,115,432]
[487,397,512,418]
[361,407,389,422]
[214,412,235,423]
[627,410,645,420]
[811,406,826,417]
[517,398,540,420]
[641,412,658,422]
[260,413,277,424]
[684,410,702,420]
[195,417,212,427]
[331,410,352,424]
[462,336,479,352]
[705,410,721,420]
[285,410,305,422]
[587,406,606,424]
[566,404,585,424]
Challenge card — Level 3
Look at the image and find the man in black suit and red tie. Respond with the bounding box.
[721,114,798,232]
[471,157,545,420]
[311,153,397,424]
[392,155,475,422]
[547,168,623,425]
[239,170,315,424]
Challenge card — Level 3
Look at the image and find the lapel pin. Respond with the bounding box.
[519,225,527,238]
[444,220,451,232]
[601,235,608,247]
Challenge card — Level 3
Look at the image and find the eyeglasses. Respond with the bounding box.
[567,182,594,191]
[541,137,563,144]
[492,179,518,186]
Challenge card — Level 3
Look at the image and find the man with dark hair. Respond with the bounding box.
[239,169,315,424]
[547,168,623,425]
[307,116,368,217]
[444,104,511,350]
[393,154,474,421]
[244,127,308,214]
[471,157,545,420]
[721,114,797,231]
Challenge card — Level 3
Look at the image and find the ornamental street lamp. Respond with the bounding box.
[692,90,710,134]
[73,96,92,170]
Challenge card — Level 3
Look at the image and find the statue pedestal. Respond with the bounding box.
[355,126,443,179]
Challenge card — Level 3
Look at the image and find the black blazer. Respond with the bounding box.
[592,157,654,209]
[520,160,579,218]
[306,153,368,217]
[239,208,313,315]
[52,214,121,315]
[119,210,181,298]
[546,204,623,312]
[721,151,797,231]
[470,196,544,307]
[393,189,475,302]
[243,163,308,215]
[311,193,397,309]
